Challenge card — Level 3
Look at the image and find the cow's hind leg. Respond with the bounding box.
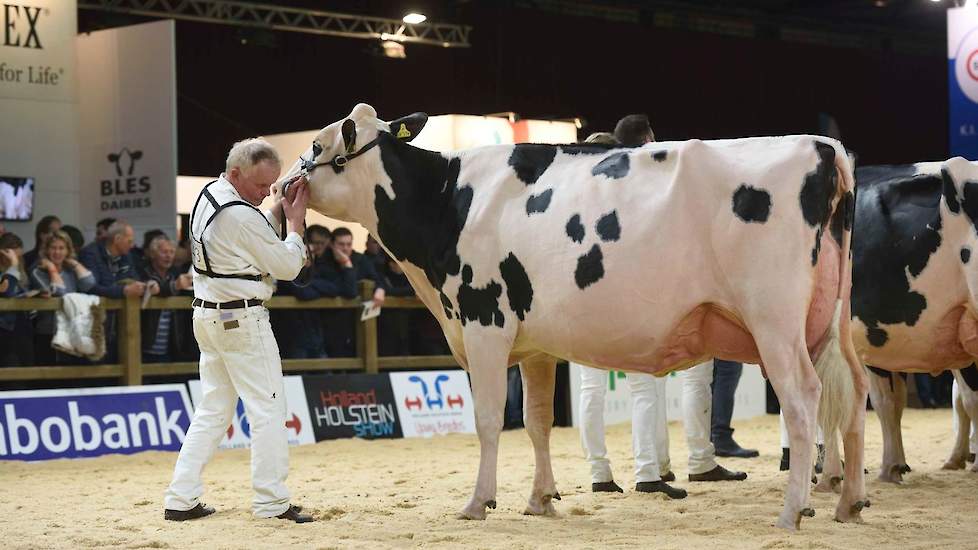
[867,367,910,483]
[814,431,843,494]
[758,333,820,530]
[520,354,559,516]
[944,373,972,470]
[458,332,512,521]
[833,310,870,524]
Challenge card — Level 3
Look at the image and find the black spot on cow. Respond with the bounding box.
[852,164,944,348]
[508,144,557,185]
[652,150,668,162]
[961,180,978,235]
[800,142,837,227]
[575,244,605,289]
[560,143,617,155]
[499,253,533,321]
[592,152,630,179]
[963,246,972,264]
[596,211,621,242]
[961,364,978,392]
[373,134,470,297]
[439,291,454,318]
[566,214,585,243]
[731,184,772,224]
[457,264,505,328]
[526,189,554,215]
[830,190,855,246]
[943,168,961,214]
[866,327,889,347]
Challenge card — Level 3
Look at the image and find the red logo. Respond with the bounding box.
[968,49,978,82]
[447,395,464,409]
[404,396,423,410]
[285,413,302,434]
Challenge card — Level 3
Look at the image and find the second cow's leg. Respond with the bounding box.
[944,373,973,470]
[867,366,909,483]
[520,354,559,516]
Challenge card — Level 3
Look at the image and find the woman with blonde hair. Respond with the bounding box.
[30,229,95,364]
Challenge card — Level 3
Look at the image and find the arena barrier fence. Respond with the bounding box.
[0,281,460,385]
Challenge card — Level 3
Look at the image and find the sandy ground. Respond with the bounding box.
[0,409,976,550]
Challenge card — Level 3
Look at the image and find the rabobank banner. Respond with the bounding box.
[0,385,193,461]
[949,7,978,159]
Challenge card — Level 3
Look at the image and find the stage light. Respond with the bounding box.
[403,13,427,24]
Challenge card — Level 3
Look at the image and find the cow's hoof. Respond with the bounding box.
[878,464,904,484]
[942,459,966,471]
[900,464,912,474]
[457,499,493,520]
[552,491,561,500]
[800,508,815,518]
[969,464,978,474]
[775,512,799,531]
[814,476,842,494]
[523,494,558,517]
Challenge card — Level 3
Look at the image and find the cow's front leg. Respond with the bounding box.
[458,332,511,520]
[519,354,559,516]
[867,367,909,483]
[944,373,973,470]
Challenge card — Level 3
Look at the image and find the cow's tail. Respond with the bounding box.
[814,143,857,441]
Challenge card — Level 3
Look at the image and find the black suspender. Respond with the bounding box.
[190,180,273,282]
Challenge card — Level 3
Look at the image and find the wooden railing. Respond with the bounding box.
[0,282,459,384]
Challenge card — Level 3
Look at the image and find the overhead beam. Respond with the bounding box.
[78,0,472,48]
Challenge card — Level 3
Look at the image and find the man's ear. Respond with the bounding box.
[342,119,357,154]
[388,113,428,142]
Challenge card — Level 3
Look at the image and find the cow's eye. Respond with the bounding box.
[312,142,323,158]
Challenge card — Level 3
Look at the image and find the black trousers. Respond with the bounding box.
[710,359,743,443]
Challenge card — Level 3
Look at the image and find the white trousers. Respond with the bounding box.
[578,360,717,482]
[164,306,291,518]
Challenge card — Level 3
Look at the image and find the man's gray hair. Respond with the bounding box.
[106,220,131,242]
[226,138,281,173]
[147,234,173,257]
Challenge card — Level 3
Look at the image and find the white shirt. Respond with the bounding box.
[191,176,306,303]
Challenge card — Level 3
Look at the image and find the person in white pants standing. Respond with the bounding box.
[163,138,312,523]
[578,360,748,499]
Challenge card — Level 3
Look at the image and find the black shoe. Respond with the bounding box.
[689,465,748,482]
[635,481,687,499]
[814,444,825,474]
[276,504,314,523]
[660,471,676,482]
[780,448,790,471]
[592,481,624,493]
[164,503,215,521]
[714,441,760,458]
[969,453,976,464]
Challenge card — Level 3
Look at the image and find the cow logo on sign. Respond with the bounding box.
[404,374,464,411]
[100,147,153,211]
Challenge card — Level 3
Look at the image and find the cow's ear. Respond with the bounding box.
[131,150,143,161]
[341,119,357,154]
[388,113,428,142]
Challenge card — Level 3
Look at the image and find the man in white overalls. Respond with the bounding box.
[164,138,312,523]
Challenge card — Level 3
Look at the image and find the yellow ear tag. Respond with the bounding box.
[396,123,412,139]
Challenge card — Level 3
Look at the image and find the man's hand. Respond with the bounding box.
[64,258,78,269]
[332,247,352,269]
[148,280,161,296]
[123,281,147,298]
[372,287,386,306]
[175,273,193,290]
[1,249,19,268]
[282,177,309,237]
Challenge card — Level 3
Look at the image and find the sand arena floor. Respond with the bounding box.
[0,409,975,549]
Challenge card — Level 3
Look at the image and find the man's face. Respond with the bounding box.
[365,237,380,255]
[307,234,330,259]
[334,235,353,257]
[151,240,176,270]
[40,221,62,245]
[229,160,281,206]
[96,225,109,242]
[113,226,135,255]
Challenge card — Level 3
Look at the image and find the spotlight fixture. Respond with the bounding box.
[403,12,427,24]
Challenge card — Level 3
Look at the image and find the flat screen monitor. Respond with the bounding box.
[0,176,34,221]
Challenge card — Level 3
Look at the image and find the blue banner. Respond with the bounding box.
[949,8,978,159]
[0,385,193,461]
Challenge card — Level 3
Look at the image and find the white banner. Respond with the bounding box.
[77,20,177,241]
[0,0,76,103]
[389,370,476,437]
[187,376,315,449]
[568,362,767,427]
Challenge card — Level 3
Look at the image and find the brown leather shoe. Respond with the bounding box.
[688,465,748,482]
[164,503,215,521]
[276,504,313,523]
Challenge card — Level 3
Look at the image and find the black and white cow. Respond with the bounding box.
[817,161,978,487]
[283,103,867,529]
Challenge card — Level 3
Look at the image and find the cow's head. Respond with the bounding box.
[280,103,427,225]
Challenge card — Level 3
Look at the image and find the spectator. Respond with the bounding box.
[95,217,117,245]
[138,235,194,363]
[584,132,619,145]
[60,224,85,251]
[79,220,144,299]
[378,254,413,356]
[305,225,331,261]
[29,230,95,364]
[613,114,655,147]
[364,234,387,279]
[133,228,166,264]
[0,233,34,367]
[173,238,192,272]
[22,215,62,270]
[321,227,385,357]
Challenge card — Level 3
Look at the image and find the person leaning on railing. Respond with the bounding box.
[0,232,35,367]
[137,234,194,364]
[28,229,95,365]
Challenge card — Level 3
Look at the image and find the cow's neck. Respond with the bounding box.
[373,133,466,292]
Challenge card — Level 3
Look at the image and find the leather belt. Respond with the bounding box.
[192,298,263,309]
